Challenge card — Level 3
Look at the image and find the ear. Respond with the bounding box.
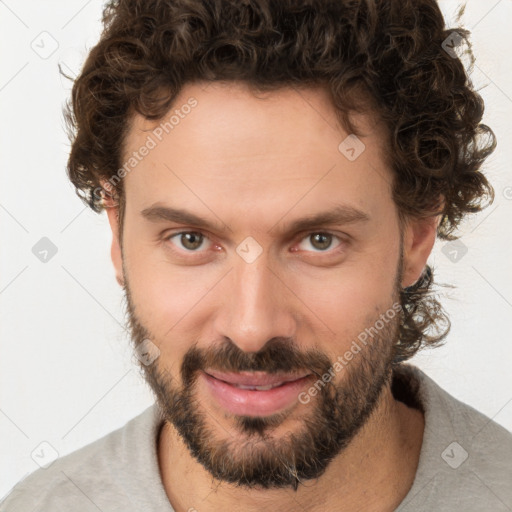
[401,214,441,289]
[102,185,124,287]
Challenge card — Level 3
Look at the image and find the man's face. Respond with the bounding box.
[112,81,413,489]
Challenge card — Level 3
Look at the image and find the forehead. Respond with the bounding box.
[121,81,393,224]
[124,80,383,160]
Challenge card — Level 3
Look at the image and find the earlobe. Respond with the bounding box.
[111,232,125,287]
[103,192,125,287]
[401,215,440,289]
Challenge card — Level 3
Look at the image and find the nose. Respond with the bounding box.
[213,248,296,354]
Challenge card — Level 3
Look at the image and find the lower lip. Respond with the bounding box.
[201,372,312,417]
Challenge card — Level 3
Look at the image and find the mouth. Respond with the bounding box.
[201,369,313,417]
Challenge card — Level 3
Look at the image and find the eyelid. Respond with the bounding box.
[164,230,214,253]
[292,230,347,253]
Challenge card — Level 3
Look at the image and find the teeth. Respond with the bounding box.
[233,382,284,391]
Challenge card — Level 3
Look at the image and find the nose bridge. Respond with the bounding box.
[217,247,295,353]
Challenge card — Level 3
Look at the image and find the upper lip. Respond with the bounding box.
[204,370,311,387]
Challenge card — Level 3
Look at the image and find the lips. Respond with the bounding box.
[204,369,311,388]
[201,369,313,416]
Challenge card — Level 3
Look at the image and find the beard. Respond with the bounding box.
[123,254,404,491]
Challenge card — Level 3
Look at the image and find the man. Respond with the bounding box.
[2,0,511,511]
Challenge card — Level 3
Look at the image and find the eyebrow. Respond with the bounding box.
[140,203,371,234]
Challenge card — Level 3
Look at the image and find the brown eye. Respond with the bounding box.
[309,233,333,251]
[292,232,348,255]
[180,232,204,250]
[297,232,341,252]
[168,232,207,251]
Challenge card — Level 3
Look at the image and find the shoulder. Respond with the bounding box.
[395,364,512,511]
[0,404,162,512]
[404,364,512,458]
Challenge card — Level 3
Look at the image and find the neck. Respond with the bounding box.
[157,383,424,512]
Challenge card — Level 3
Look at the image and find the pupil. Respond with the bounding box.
[183,233,202,249]
[313,233,331,250]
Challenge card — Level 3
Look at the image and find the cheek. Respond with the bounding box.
[290,248,399,339]
[123,236,217,355]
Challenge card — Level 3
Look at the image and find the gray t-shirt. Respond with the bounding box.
[2,364,511,511]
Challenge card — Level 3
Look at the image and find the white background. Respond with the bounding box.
[1,0,511,501]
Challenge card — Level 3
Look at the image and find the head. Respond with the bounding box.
[63,0,495,491]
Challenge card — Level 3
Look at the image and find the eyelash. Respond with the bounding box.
[163,230,347,258]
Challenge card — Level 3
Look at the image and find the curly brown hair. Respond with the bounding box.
[62,0,496,364]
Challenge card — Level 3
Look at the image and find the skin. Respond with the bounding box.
[105,81,437,511]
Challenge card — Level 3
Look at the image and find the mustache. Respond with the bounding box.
[180,337,333,387]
